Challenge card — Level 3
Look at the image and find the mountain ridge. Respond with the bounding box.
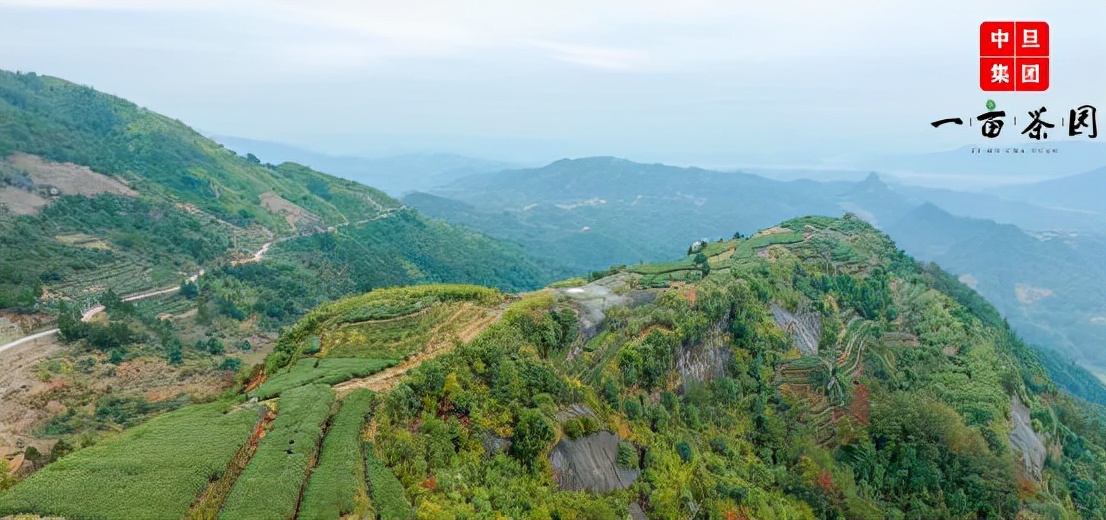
[406,155,1106,401]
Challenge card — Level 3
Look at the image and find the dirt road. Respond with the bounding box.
[0,336,62,456]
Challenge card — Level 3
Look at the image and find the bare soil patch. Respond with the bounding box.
[6,153,136,196]
[0,337,62,461]
[259,191,320,229]
[754,226,790,237]
[0,188,49,215]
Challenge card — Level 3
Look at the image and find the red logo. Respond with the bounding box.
[980,21,1049,92]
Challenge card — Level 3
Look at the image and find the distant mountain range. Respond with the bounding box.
[859,141,1106,189]
[209,135,521,197]
[991,166,1106,215]
[405,157,1106,395]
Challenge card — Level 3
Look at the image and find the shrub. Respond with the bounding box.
[617,441,638,469]
[563,418,584,439]
[676,441,693,463]
[510,408,555,468]
[219,357,242,372]
[365,444,415,520]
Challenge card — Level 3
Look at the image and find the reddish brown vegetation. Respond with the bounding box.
[849,384,871,426]
[815,470,836,493]
[243,365,266,393]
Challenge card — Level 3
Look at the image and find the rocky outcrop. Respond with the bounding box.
[1009,395,1046,481]
[555,404,597,423]
[558,273,658,343]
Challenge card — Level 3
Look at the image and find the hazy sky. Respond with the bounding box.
[1,1,1104,167]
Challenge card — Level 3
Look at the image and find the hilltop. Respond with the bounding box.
[3,215,1104,519]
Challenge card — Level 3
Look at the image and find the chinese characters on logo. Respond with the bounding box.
[980,21,1049,91]
[931,104,1098,140]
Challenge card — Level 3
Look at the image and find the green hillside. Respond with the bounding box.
[0,70,395,229]
[0,69,556,312]
[5,216,1104,519]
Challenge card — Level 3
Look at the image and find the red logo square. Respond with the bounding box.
[1015,21,1049,57]
[1015,58,1049,91]
[980,57,1016,91]
[980,21,1016,57]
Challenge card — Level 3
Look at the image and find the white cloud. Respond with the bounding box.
[518,39,649,71]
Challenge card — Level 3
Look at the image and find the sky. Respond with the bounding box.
[1,1,1104,167]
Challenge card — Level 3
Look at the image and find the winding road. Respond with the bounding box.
[0,271,207,355]
[0,261,216,354]
[0,206,407,356]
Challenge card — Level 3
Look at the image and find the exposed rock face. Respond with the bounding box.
[676,324,732,388]
[482,433,510,457]
[549,431,639,492]
[771,303,821,355]
[1009,395,1046,480]
[555,404,597,423]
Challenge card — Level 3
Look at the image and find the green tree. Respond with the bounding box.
[219,357,241,372]
[167,345,183,365]
[510,408,554,468]
[617,441,639,469]
[179,281,198,299]
[56,302,88,343]
[676,441,693,463]
[693,252,710,276]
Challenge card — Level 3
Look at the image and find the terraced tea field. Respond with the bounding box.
[219,385,335,520]
[323,303,489,360]
[298,389,376,520]
[252,358,396,400]
[0,401,263,519]
[44,258,173,299]
[0,284,510,519]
